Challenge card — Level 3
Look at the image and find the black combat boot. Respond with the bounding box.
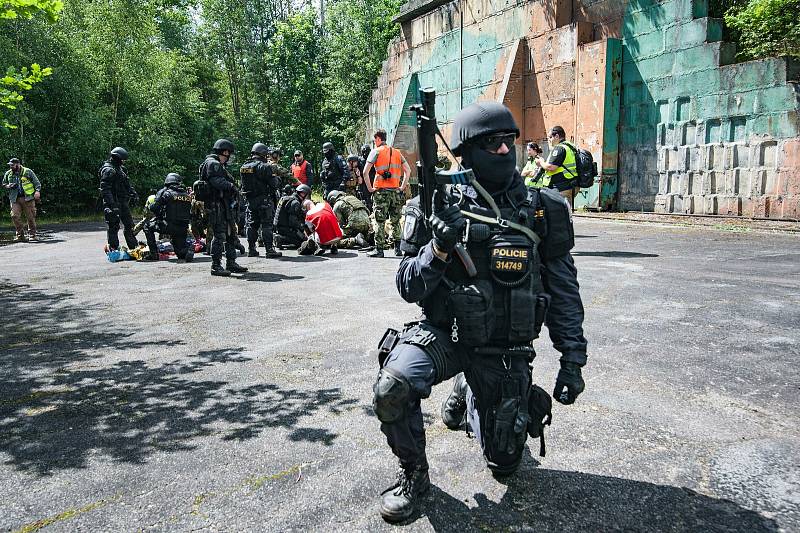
[380,459,430,523]
[248,247,260,257]
[395,243,403,256]
[211,260,230,276]
[441,373,468,430]
[329,245,338,255]
[226,260,248,273]
[264,248,282,258]
[368,247,384,258]
[184,247,194,263]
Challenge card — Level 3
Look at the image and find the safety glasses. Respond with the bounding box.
[476,132,516,151]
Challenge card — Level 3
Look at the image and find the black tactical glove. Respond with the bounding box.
[429,195,465,254]
[553,361,585,405]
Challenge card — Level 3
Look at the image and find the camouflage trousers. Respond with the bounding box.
[372,189,403,249]
[339,213,372,248]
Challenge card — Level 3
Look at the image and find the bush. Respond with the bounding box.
[724,0,800,60]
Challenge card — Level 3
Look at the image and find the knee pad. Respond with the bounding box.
[372,367,411,423]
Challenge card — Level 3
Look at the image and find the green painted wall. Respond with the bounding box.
[619,0,800,218]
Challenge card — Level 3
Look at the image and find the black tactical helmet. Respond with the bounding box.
[110,147,129,161]
[251,143,269,157]
[212,139,235,154]
[270,147,281,156]
[450,101,519,156]
[164,172,183,186]
[322,142,334,153]
[360,143,370,156]
[296,183,311,198]
[294,150,302,157]
[346,154,359,163]
[327,190,344,203]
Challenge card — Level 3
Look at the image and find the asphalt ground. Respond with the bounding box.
[1,218,798,532]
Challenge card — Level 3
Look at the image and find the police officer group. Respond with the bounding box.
[95,99,588,524]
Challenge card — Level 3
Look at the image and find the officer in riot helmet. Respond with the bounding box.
[199,138,248,276]
[241,142,282,258]
[372,101,587,522]
[142,172,194,262]
[99,146,139,251]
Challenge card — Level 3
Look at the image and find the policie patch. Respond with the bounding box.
[491,247,530,273]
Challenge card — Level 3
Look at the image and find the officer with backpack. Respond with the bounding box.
[534,126,596,203]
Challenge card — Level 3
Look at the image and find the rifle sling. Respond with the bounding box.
[462,179,542,245]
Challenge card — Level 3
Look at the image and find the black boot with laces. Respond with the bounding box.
[440,372,468,430]
[379,459,430,522]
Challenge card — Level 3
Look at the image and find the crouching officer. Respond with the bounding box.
[327,189,370,249]
[100,147,139,251]
[273,183,311,248]
[241,143,282,258]
[372,101,587,522]
[142,173,194,262]
[198,139,248,276]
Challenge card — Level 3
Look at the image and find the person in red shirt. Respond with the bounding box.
[300,200,343,256]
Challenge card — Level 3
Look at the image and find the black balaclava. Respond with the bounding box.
[324,151,334,161]
[461,142,517,194]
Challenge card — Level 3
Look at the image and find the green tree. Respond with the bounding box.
[322,0,400,150]
[725,0,800,60]
[0,0,63,130]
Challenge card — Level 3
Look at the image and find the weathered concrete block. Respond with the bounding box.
[705,119,722,144]
[658,172,669,195]
[778,138,800,168]
[682,121,697,146]
[704,194,718,215]
[718,196,742,216]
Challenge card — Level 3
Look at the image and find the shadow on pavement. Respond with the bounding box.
[237,272,304,283]
[572,251,659,258]
[0,281,354,477]
[418,465,778,532]
[278,255,326,263]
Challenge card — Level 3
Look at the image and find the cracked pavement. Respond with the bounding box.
[1,218,798,532]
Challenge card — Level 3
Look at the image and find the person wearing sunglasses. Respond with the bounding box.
[372,101,588,522]
[535,125,578,202]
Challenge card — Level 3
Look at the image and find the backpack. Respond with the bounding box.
[563,142,597,188]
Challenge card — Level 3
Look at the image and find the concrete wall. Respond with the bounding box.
[619,0,800,219]
[364,0,800,219]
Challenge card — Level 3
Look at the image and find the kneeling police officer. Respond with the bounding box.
[372,101,588,522]
[142,173,194,262]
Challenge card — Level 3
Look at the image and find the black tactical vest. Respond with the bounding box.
[164,187,192,226]
[422,189,549,347]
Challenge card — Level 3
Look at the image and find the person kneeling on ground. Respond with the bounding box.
[274,184,312,249]
[142,173,194,262]
[327,190,371,250]
[300,199,343,256]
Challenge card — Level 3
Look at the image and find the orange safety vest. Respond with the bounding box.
[292,160,310,185]
[373,145,402,189]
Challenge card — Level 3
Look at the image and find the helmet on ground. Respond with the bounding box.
[296,184,312,198]
[449,101,519,156]
[212,139,235,154]
[251,143,269,157]
[327,190,344,204]
[164,173,183,186]
[322,142,334,153]
[110,147,129,161]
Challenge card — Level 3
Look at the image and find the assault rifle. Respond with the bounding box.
[409,87,478,276]
[410,87,542,259]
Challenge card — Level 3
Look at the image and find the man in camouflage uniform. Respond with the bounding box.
[268,148,296,192]
[327,190,370,249]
